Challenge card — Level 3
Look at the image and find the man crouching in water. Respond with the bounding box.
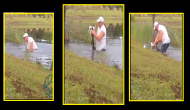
[153,22,170,55]
[23,33,38,52]
[90,16,106,51]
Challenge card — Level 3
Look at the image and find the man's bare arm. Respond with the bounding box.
[154,30,163,44]
[30,41,33,51]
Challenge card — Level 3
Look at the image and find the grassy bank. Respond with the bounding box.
[131,16,182,47]
[65,49,123,104]
[5,53,52,99]
[130,39,182,100]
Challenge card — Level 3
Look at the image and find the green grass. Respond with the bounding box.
[66,19,94,43]
[65,49,123,104]
[5,17,52,24]
[130,39,182,100]
[66,9,123,24]
[5,53,52,99]
[66,10,123,18]
[70,18,123,24]
[5,28,24,44]
[134,17,182,22]
[6,24,52,28]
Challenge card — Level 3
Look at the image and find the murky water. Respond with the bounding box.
[5,42,53,69]
[143,43,182,62]
[5,27,53,69]
[65,37,123,70]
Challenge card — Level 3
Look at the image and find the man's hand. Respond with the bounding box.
[90,30,96,35]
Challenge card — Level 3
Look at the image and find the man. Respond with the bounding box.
[23,33,38,51]
[153,21,170,55]
[90,16,106,51]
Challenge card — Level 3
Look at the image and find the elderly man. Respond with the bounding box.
[90,16,106,51]
[153,21,170,55]
[23,33,38,51]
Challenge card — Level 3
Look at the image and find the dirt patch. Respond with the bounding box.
[157,74,170,82]
[69,75,83,85]
[96,96,113,104]
[131,73,140,78]
[12,79,37,98]
[148,74,170,82]
[170,82,182,99]
[131,73,170,82]
[5,71,12,78]
[84,85,113,104]
[11,78,50,99]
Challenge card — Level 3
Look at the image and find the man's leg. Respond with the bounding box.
[164,43,170,54]
[161,43,170,55]
[161,44,167,54]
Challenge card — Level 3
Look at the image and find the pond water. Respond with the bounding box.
[65,23,124,70]
[143,43,182,62]
[5,27,53,69]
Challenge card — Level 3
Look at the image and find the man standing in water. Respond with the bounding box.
[23,33,38,51]
[90,16,106,51]
[152,21,170,55]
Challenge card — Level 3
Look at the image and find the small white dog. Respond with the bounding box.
[88,26,95,34]
[150,42,157,51]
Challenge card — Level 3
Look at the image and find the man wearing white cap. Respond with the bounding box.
[153,21,170,55]
[23,33,38,51]
[90,16,106,51]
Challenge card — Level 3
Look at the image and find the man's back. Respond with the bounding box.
[25,37,38,49]
[158,25,170,44]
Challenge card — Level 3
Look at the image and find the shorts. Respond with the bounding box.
[161,43,170,54]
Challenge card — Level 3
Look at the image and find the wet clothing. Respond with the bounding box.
[161,43,170,54]
[25,37,38,49]
[95,25,106,50]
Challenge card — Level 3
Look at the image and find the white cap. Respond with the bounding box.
[97,16,104,22]
[153,21,158,30]
[23,33,28,37]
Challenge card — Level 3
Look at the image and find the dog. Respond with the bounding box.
[88,26,95,33]
[150,42,157,51]
[88,26,96,50]
[151,42,162,52]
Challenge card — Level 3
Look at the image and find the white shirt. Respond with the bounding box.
[96,24,106,50]
[25,37,38,49]
[158,25,170,44]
